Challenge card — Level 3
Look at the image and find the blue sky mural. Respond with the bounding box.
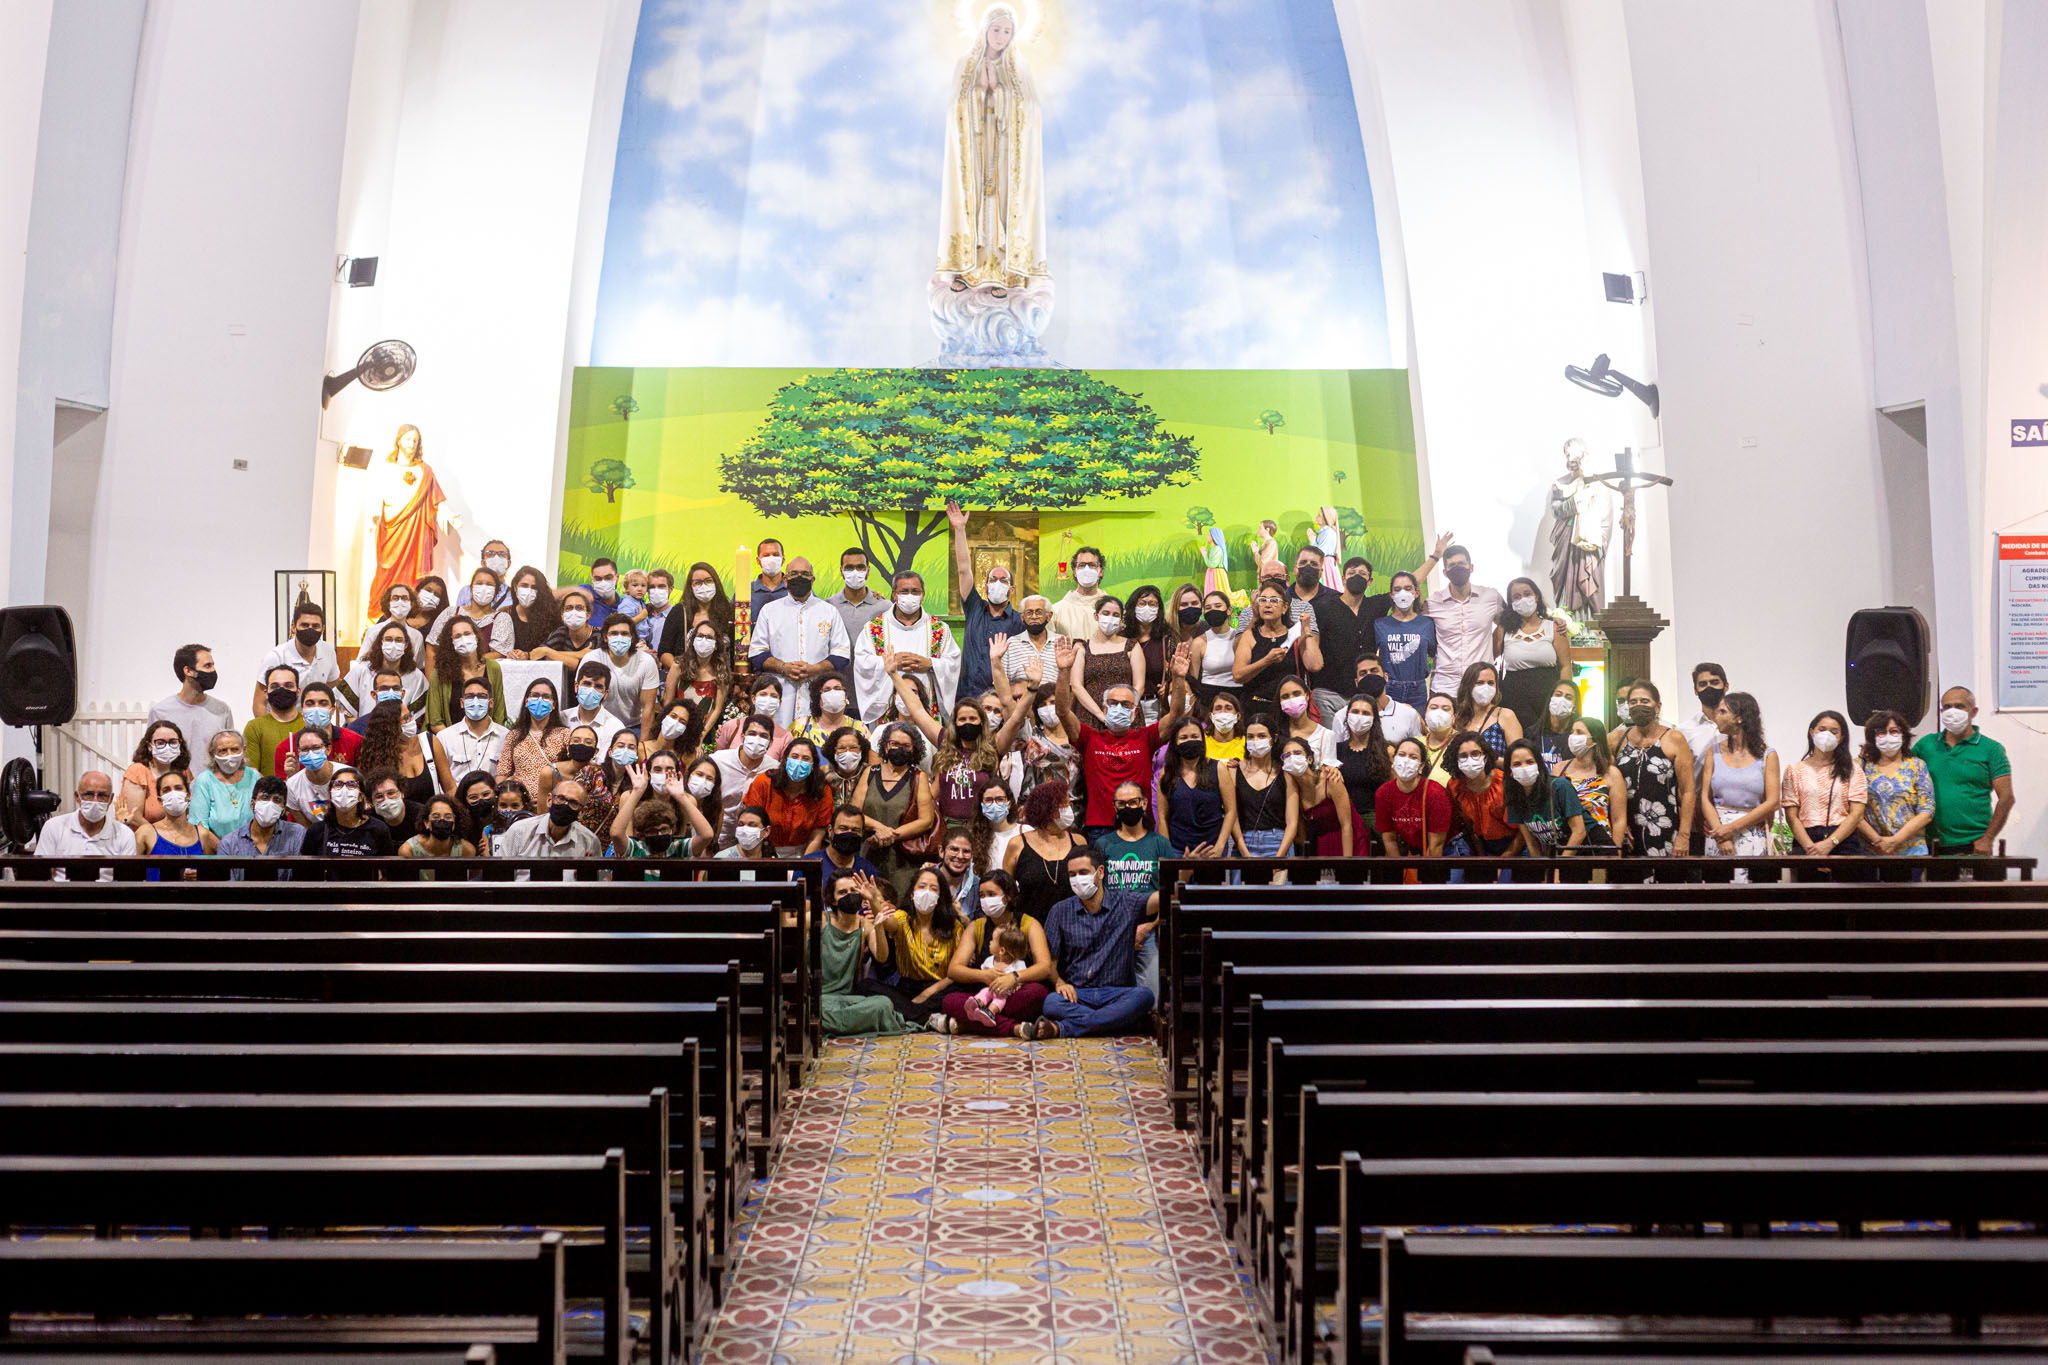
[592,0,1392,370]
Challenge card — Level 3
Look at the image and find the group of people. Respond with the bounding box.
[20,510,2021,1034]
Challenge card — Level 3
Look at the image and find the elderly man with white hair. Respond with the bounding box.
[996,593,1060,697]
[33,770,137,858]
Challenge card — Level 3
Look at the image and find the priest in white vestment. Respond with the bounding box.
[853,573,962,723]
[747,558,852,729]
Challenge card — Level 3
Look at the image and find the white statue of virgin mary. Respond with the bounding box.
[937,4,1049,296]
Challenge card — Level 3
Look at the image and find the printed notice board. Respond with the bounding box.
[1998,534,2048,708]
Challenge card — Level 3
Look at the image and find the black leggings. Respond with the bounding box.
[857,976,946,1023]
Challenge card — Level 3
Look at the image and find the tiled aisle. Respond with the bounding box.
[697,1034,1272,1365]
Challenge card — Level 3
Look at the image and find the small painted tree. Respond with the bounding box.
[1259,409,1286,435]
[1331,469,1348,487]
[1185,505,1216,533]
[1336,506,1368,540]
[586,458,636,503]
[611,395,640,422]
[718,369,1204,580]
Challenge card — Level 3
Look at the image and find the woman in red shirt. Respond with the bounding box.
[744,736,834,856]
[1375,736,1451,856]
[1446,730,1516,855]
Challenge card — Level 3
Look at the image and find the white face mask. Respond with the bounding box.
[1037,703,1059,725]
[592,579,617,600]
[693,582,716,602]
[820,689,848,714]
[986,579,1011,604]
[741,734,770,759]
[1811,730,1840,754]
[152,742,181,765]
[452,634,479,656]
[687,774,715,799]
[418,591,441,612]
[1211,713,1237,735]
[1548,695,1574,718]
[759,555,783,576]
[1567,732,1590,756]
[375,795,406,820]
[842,568,867,590]
[1391,755,1422,781]
[735,824,766,849]
[650,771,671,792]
[1097,614,1123,636]
[1347,712,1375,736]
[516,586,538,607]
[1940,706,1971,734]
[330,786,361,811]
[1425,708,1453,732]
[661,715,689,740]
[979,894,1006,916]
[648,587,670,606]
[485,555,510,574]
[1075,565,1101,588]
[1513,595,1537,616]
[400,717,418,738]
[381,640,406,661]
[1457,754,1487,778]
[1068,873,1098,899]
[1134,604,1158,624]
[1055,808,1077,830]
[1281,752,1309,775]
[834,749,863,771]
[1472,683,1497,706]
[252,799,282,827]
[561,610,588,629]
[1391,589,1416,611]
[912,887,940,912]
[897,592,923,614]
[160,791,190,818]
[1511,763,1541,787]
[754,694,779,715]
[692,636,717,657]
[1244,737,1272,758]
[1875,732,1904,756]
[215,752,244,774]
[390,598,411,617]
[78,798,111,824]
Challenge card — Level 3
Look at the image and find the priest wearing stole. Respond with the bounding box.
[854,570,962,723]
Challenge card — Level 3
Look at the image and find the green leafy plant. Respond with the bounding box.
[585,458,636,503]
[611,395,640,421]
[718,369,1203,580]
[1258,409,1285,435]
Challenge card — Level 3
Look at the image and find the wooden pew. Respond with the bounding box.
[0,1235,566,1365]
[1318,1155,2048,1365]
[1379,1233,2048,1365]
[0,1155,630,1365]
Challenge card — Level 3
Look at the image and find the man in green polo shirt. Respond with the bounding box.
[1911,686,2015,856]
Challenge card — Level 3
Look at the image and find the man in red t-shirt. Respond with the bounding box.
[1052,635,1192,842]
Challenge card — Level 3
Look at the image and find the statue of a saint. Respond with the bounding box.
[937,5,1048,296]
[367,424,453,626]
[1548,437,1615,614]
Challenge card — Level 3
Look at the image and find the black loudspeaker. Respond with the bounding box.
[0,606,77,728]
[1845,607,1931,727]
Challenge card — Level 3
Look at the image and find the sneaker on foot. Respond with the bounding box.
[965,1000,998,1030]
[926,1013,956,1034]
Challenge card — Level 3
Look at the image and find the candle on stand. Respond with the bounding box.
[734,543,750,593]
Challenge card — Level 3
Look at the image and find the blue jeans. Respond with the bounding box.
[1135,931,1159,1000]
[1043,985,1156,1037]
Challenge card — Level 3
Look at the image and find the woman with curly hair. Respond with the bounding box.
[339,623,427,724]
[120,720,192,829]
[890,680,1027,843]
[1002,777,1087,922]
[1450,661,1521,761]
[822,726,871,811]
[495,677,569,804]
[504,565,561,661]
[743,736,834,856]
[666,618,732,730]
[425,614,505,730]
[968,776,1021,876]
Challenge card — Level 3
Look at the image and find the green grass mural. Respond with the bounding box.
[558,366,1420,611]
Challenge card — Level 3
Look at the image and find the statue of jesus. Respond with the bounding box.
[936,4,1048,297]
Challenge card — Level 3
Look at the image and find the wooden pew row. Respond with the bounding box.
[1288,1090,2048,1365]
[1255,1036,2048,1317]
[0,929,784,1173]
[0,1093,670,1365]
[1381,1234,2048,1365]
[0,1156,626,1365]
[1317,1156,2048,1365]
[0,1236,566,1365]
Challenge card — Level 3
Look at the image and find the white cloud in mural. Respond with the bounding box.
[592,0,1392,370]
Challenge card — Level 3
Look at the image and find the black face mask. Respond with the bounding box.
[268,685,299,712]
[1628,704,1657,727]
[642,831,676,854]
[1358,674,1387,699]
[885,747,914,766]
[830,830,863,856]
[565,742,597,764]
[467,798,496,828]
[1296,565,1321,589]
[835,891,867,917]
[1115,805,1146,827]
[294,626,322,648]
[428,819,456,840]
[190,669,218,693]
[496,806,525,825]
[1177,605,1202,627]
[1175,738,1206,761]
[1345,574,1371,596]
[1696,686,1727,711]
[1444,565,1472,587]
[549,800,578,828]
[1025,619,1046,637]
[954,722,983,746]
[786,574,814,599]
[1203,608,1229,630]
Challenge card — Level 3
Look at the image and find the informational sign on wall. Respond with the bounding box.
[1997,534,2048,708]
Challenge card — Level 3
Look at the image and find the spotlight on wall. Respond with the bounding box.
[1603,270,1647,305]
[321,338,417,409]
[1564,353,1660,419]
[336,255,380,288]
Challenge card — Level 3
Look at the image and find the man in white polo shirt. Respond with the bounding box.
[33,771,137,858]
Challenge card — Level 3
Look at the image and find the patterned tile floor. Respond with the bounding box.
[697,1034,1271,1365]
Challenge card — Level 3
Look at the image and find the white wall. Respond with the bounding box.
[1623,0,1889,744]
[0,0,55,610]
[80,0,359,707]
[316,0,639,639]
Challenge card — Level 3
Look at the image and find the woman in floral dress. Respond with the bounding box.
[1614,679,1696,858]
[1856,708,1936,859]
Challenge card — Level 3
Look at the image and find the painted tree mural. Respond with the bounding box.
[718,369,1204,579]
[585,458,637,502]
[1259,409,1286,435]
[611,395,640,421]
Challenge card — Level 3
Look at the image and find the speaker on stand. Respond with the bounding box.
[1844,607,1931,728]
[0,606,77,852]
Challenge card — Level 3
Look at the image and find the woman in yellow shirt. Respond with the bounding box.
[861,864,961,1031]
